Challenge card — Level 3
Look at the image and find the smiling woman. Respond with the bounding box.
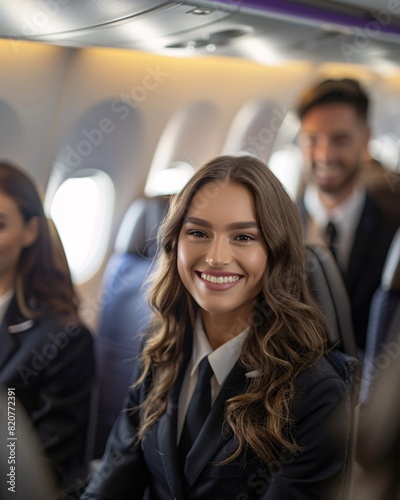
[82,155,349,500]
[0,162,95,489]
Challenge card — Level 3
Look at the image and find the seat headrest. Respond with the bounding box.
[114,196,170,257]
[305,244,358,358]
[382,228,400,292]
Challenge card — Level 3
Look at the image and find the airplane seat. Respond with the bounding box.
[305,244,359,359]
[0,390,57,500]
[361,227,400,404]
[305,243,360,500]
[92,196,170,459]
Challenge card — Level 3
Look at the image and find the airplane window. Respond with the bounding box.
[369,134,400,172]
[48,170,114,284]
[268,144,304,200]
[144,161,195,196]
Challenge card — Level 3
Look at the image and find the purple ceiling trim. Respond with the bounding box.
[217,0,400,35]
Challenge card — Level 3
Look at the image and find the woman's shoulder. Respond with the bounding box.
[5,297,92,338]
[293,353,349,406]
[13,311,94,354]
[37,312,91,334]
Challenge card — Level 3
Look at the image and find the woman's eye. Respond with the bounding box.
[235,234,255,242]
[187,230,207,238]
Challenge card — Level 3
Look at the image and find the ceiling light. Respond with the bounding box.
[187,7,214,16]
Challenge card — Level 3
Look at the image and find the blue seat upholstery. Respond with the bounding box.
[354,303,400,499]
[361,228,400,403]
[305,244,360,500]
[92,196,170,458]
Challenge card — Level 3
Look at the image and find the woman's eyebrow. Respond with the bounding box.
[183,216,212,228]
[183,216,259,231]
[226,221,259,231]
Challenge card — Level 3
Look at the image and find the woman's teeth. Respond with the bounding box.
[200,273,240,284]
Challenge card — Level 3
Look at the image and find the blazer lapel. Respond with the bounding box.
[0,297,34,370]
[184,361,249,489]
[157,334,192,499]
[0,318,18,370]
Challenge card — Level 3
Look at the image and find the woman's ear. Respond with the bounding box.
[22,216,39,248]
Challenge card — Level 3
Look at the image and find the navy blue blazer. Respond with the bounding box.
[0,297,95,483]
[82,341,348,500]
[300,194,399,350]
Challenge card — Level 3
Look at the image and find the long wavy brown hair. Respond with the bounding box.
[0,162,78,318]
[137,155,327,466]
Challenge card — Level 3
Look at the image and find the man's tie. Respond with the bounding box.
[179,356,213,459]
[325,221,338,261]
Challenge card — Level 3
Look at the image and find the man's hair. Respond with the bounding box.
[296,78,369,123]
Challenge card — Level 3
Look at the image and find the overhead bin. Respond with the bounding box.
[1,0,400,70]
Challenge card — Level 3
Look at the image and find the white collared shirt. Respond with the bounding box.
[0,289,14,325]
[304,183,366,271]
[177,315,250,442]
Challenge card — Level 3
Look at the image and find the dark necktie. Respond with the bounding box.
[179,356,213,459]
[325,221,338,261]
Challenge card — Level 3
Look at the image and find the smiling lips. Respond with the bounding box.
[196,271,243,290]
[314,162,344,178]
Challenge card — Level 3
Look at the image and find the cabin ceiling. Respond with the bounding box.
[1,1,400,70]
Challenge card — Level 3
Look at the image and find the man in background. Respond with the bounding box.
[296,78,399,352]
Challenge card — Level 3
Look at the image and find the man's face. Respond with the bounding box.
[299,103,370,195]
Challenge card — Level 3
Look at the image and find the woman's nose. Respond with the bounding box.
[205,237,232,267]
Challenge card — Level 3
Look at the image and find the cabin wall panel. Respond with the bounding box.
[2,39,400,328]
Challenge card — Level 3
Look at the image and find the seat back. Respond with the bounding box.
[0,391,56,499]
[305,243,360,500]
[305,244,358,358]
[361,228,400,403]
[92,196,169,458]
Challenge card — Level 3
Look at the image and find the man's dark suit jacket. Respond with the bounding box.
[300,194,399,350]
[0,296,95,483]
[82,340,348,500]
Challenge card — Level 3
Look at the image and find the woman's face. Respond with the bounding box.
[177,181,268,329]
[0,191,38,291]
